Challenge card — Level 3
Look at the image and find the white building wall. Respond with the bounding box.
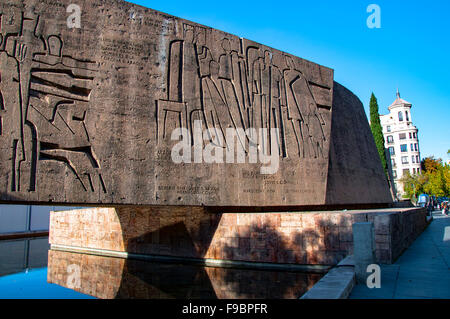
[380,92,421,199]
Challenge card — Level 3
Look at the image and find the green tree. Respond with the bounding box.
[401,156,450,200]
[413,157,450,198]
[444,163,450,195]
[369,93,388,175]
[423,169,446,197]
[421,156,441,173]
[400,171,427,199]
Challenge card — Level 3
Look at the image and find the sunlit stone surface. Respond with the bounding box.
[0,0,391,207]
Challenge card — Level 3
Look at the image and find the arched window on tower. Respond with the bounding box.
[405,110,409,122]
[398,111,404,122]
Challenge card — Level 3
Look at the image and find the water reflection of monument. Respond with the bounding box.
[47,250,321,299]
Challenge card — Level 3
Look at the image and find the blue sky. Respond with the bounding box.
[130,0,450,161]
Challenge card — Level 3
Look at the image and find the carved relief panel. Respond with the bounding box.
[0,0,334,207]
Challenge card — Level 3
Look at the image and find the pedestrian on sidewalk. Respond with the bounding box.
[442,202,449,216]
[427,198,434,216]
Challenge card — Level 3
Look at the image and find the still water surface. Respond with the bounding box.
[0,237,322,299]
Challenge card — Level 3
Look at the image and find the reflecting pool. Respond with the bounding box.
[0,237,323,299]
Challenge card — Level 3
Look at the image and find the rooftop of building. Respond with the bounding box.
[388,89,412,110]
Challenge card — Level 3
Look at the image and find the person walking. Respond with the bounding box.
[442,202,449,216]
[426,196,434,217]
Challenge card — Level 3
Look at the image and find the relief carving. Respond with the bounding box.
[0,1,351,207]
[0,9,105,193]
[156,22,332,159]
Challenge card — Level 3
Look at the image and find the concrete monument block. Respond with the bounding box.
[0,0,392,208]
[325,83,392,205]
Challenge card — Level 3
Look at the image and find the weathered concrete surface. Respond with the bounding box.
[300,265,355,299]
[353,222,376,283]
[300,255,356,299]
[0,0,392,207]
[326,82,392,205]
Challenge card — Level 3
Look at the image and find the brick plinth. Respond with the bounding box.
[49,207,428,265]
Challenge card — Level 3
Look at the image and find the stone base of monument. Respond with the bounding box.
[49,207,428,267]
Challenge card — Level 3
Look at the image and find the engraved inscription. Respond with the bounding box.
[100,38,155,66]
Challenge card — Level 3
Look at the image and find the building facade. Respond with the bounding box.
[380,90,421,199]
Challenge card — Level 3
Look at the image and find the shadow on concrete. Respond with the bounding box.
[112,213,334,298]
[214,219,348,298]
[216,221,322,298]
[0,191,29,203]
[122,209,222,258]
[220,218,351,265]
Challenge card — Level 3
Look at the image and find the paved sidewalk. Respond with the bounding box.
[349,211,450,299]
